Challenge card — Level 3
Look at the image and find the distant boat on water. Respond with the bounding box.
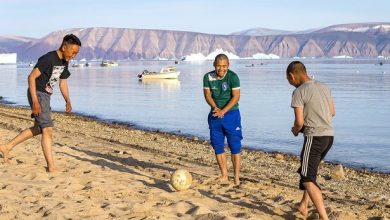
[72,63,86,68]
[0,53,17,64]
[100,60,118,67]
[72,58,90,67]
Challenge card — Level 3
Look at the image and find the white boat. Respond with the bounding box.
[72,58,90,67]
[138,66,180,79]
[0,53,17,64]
[72,63,86,67]
[72,60,91,67]
[101,60,118,67]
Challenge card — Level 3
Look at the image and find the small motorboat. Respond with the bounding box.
[138,66,180,79]
[72,63,86,67]
[101,60,118,67]
[72,59,90,67]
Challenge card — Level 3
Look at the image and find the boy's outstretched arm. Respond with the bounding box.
[59,79,72,113]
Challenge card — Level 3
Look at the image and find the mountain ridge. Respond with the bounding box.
[2,23,390,61]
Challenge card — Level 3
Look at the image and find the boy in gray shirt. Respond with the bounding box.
[287,61,335,220]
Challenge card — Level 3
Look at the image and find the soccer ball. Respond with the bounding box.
[170,169,192,191]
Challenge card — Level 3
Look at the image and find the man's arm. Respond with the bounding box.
[209,89,240,118]
[59,79,72,113]
[292,107,304,136]
[28,68,42,116]
[330,97,336,117]
[219,89,240,114]
[203,88,218,107]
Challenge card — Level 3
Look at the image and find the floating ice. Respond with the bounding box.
[251,53,280,59]
[332,55,353,59]
[182,53,206,61]
[205,48,240,60]
[182,49,279,61]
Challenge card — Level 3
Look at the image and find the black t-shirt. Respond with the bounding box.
[34,51,71,94]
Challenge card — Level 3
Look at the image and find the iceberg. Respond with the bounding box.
[182,53,206,61]
[154,56,169,61]
[183,49,281,61]
[183,49,240,61]
[332,55,353,59]
[0,53,17,64]
[205,49,240,60]
[251,53,280,59]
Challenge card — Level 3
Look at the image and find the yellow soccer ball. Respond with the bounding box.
[170,169,192,191]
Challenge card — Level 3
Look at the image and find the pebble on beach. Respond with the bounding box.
[331,164,346,180]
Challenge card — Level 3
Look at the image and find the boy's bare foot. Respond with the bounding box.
[218,176,229,186]
[289,203,308,218]
[297,203,308,217]
[47,166,57,172]
[234,176,240,186]
[0,145,10,163]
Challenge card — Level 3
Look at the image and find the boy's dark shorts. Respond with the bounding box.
[298,136,333,190]
[27,90,54,129]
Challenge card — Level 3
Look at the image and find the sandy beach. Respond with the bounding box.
[0,104,389,219]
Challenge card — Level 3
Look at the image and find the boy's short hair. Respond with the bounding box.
[62,34,81,46]
[214,53,229,64]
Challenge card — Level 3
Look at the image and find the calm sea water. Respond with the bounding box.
[1,59,389,172]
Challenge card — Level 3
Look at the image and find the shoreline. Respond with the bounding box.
[2,101,388,174]
[0,104,389,219]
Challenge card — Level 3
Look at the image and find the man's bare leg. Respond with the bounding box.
[41,127,56,172]
[0,124,41,163]
[231,153,241,185]
[298,190,310,217]
[215,153,228,182]
[303,182,328,220]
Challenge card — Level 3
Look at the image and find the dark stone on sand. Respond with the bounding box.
[234,212,249,218]
[273,195,285,203]
[323,174,332,180]
[367,204,381,210]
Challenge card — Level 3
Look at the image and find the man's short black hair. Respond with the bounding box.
[63,34,81,46]
[286,61,306,75]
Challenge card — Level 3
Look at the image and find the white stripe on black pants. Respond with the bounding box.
[298,136,334,190]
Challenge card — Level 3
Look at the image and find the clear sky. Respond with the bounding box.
[1,0,389,38]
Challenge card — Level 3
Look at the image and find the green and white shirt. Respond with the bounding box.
[203,69,240,110]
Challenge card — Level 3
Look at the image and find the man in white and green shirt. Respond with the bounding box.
[203,54,243,186]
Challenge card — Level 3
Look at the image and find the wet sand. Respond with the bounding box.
[0,104,389,219]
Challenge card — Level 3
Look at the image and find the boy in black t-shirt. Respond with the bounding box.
[0,34,81,172]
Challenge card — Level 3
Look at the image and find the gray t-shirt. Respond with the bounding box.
[291,80,334,136]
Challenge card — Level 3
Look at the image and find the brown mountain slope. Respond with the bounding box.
[9,26,390,61]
